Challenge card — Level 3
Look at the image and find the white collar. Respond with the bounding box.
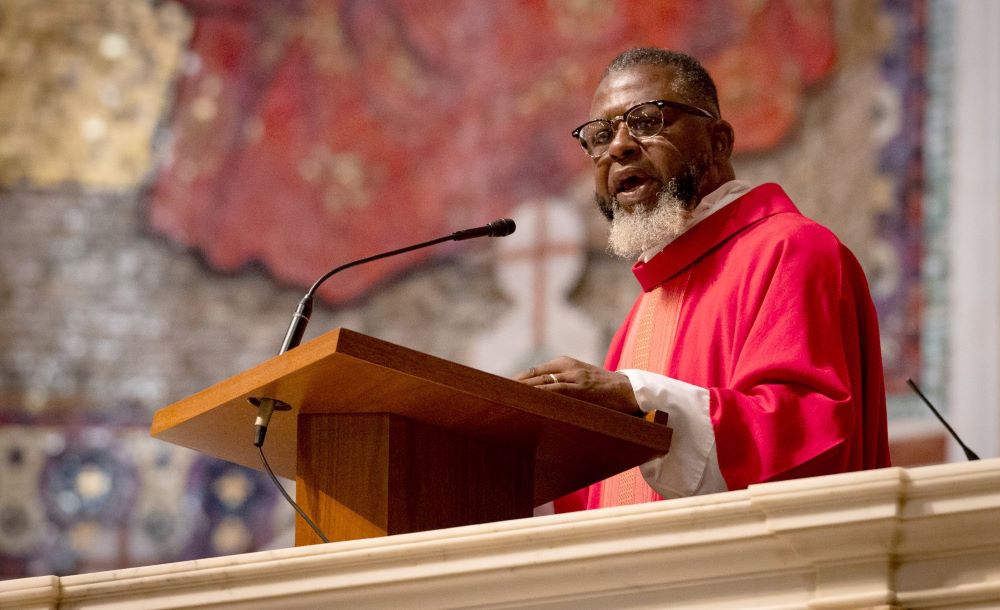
[638,179,752,263]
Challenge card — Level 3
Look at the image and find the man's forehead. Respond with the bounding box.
[589,64,682,117]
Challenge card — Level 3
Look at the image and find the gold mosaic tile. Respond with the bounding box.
[0,0,191,189]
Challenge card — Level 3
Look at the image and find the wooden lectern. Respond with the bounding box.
[151,329,672,546]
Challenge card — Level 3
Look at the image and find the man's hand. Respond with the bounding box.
[514,356,641,415]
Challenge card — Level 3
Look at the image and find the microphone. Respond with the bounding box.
[278,218,516,356]
[906,378,980,461]
[451,218,516,241]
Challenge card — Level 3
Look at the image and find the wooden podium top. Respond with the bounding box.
[151,328,672,505]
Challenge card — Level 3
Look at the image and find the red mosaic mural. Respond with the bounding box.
[150,0,835,303]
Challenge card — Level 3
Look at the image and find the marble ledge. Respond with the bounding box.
[0,457,997,609]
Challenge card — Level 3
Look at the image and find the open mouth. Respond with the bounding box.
[614,173,661,206]
[617,175,648,194]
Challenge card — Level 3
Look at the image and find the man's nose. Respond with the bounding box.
[607,122,639,161]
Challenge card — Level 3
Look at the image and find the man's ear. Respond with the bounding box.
[710,120,735,161]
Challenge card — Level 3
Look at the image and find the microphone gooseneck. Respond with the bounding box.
[906,378,980,461]
[277,218,516,356]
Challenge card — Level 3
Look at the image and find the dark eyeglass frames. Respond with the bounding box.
[571,99,717,158]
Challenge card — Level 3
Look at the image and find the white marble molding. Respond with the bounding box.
[2,458,999,609]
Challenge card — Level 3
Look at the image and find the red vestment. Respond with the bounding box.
[556,183,890,512]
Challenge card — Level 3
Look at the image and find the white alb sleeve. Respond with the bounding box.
[619,369,729,498]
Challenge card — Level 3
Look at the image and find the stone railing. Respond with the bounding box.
[3,458,999,609]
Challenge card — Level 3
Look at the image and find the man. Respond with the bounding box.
[515,48,890,511]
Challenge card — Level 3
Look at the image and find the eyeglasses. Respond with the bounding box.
[571,99,717,158]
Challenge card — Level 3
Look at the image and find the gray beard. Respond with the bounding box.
[607,189,693,259]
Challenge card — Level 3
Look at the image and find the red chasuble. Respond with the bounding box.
[556,183,890,512]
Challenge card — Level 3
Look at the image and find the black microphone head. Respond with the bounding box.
[488,218,516,237]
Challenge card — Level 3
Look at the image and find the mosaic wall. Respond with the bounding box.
[149,0,841,303]
[0,1,190,188]
[0,0,939,579]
